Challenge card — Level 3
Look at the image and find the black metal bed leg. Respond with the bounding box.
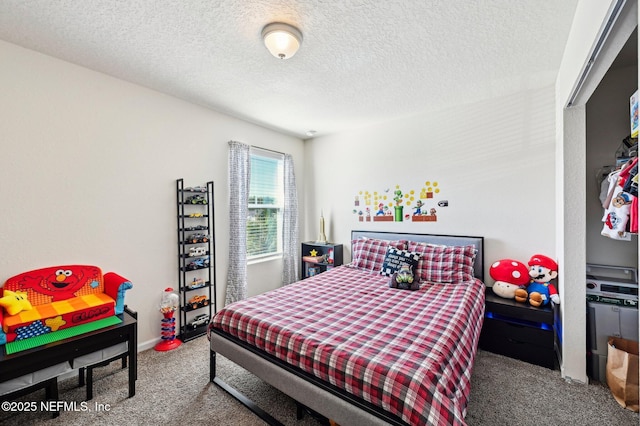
[296,402,305,420]
[210,350,216,382]
[296,403,333,424]
[210,349,284,426]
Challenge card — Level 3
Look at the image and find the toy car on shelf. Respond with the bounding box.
[186,233,209,243]
[186,256,210,270]
[188,294,209,309]
[187,278,206,289]
[188,314,209,329]
[185,195,208,205]
[184,225,208,231]
[188,246,207,257]
[186,234,209,244]
[184,186,207,193]
[199,257,211,268]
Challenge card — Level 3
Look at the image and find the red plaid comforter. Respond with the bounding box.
[210,265,485,425]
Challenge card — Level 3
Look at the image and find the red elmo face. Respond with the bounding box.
[47,269,84,291]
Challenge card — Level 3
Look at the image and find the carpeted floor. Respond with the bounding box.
[1,336,638,425]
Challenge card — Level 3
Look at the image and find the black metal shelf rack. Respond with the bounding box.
[176,178,216,342]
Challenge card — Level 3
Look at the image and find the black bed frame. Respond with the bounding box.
[210,331,406,426]
[210,231,485,425]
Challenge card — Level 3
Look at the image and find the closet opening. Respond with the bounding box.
[585,26,638,384]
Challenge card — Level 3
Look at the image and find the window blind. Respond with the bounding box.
[247,150,284,257]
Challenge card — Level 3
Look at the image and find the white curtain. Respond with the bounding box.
[282,154,299,285]
[226,141,250,304]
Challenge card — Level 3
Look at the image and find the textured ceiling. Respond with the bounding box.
[0,1,580,138]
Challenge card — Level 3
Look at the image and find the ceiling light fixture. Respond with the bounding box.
[262,22,302,60]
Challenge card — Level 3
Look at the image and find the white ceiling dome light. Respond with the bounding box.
[262,22,302,60]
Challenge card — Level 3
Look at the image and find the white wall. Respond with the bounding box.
[0,40,304,348]
[304,86,557,280]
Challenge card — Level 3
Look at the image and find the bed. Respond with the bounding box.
[208,231,485,426]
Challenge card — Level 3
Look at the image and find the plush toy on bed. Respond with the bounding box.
[514,254,560,307]
[489,259,530,299]
[389,264,419,290]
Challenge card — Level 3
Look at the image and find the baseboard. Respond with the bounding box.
[138,338,160,352]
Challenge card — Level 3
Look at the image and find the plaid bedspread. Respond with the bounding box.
[210,265,485,425]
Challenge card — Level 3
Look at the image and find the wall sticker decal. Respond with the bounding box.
[352,180,448,223]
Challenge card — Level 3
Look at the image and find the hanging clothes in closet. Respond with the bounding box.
[601,157,638,240]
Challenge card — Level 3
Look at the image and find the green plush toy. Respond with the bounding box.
[389,264,419,290]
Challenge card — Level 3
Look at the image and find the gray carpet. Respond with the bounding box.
[1,336,637,425]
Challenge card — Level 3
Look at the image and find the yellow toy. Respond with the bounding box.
[0,290,33,315]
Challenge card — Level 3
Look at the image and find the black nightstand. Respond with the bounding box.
[300,242,343,279]
[479,291,557,369]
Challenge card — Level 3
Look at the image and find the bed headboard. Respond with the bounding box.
[351,230,485,282]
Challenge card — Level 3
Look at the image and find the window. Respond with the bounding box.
[247,149,284,259]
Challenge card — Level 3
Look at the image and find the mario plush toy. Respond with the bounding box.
[514,254,560,307]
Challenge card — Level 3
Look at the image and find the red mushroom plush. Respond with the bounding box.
[489,259,530,299]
